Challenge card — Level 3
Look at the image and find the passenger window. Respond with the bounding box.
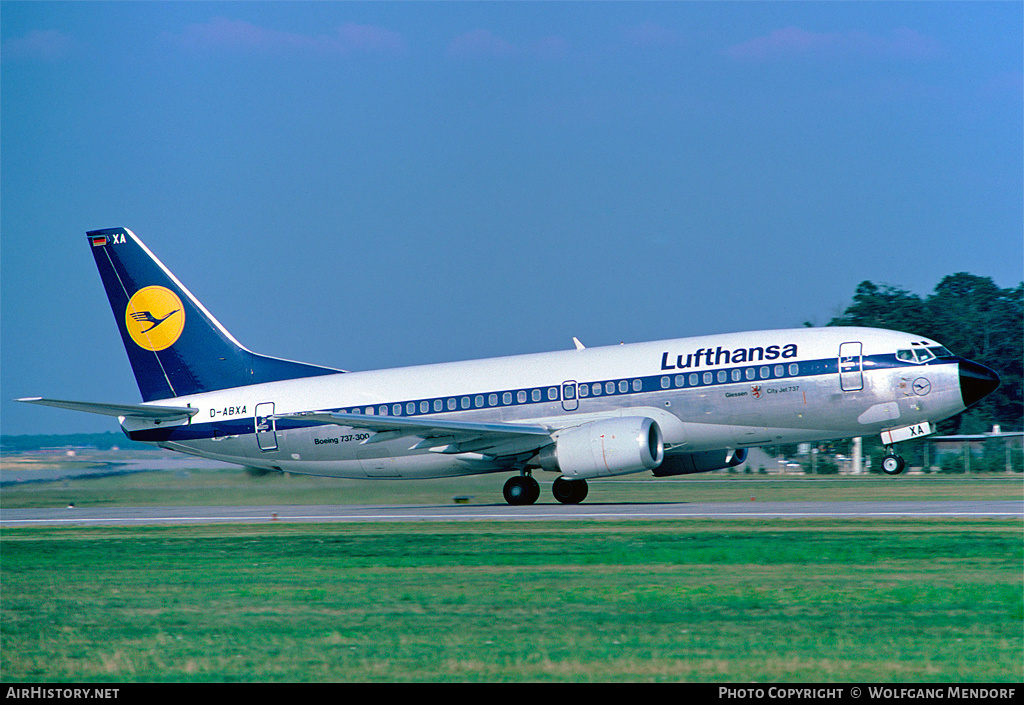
[789,363,799,376]
[745,367,755,381]
[731,369,741,382]
[548,387,558,401]
[563,384,576,399]
[578,385,589,397]
[503,392,512,405]
[517,390,527,404]
[774,365,785,377]
[703,372,713,385]
[475,395,484,408]
[689,373,698,386]
[759,366,770,379]
[592,383,602,396]
[379,406,388,416]
[420,401,430,413]
[532,389,542,402]
[461,397,470,409]
[661,376,670,389]
[406,402,416,415]
[448,398,457,411]
[618,380,628,393]
[606,382,615,395]
[633,379,642,392]
[488,393,498,406]
[675,374,685,387]
[365,407,374,415]
[433,399,442,412]
[717,370,727,383]
[393,404,402,416]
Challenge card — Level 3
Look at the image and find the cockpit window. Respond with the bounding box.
[898,346,954,363]
[898,347,942,363]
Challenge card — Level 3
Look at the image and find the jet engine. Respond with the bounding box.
[537,417,664,479]
[652,448,748,477]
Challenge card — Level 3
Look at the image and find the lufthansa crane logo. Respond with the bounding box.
[125,286,185,351]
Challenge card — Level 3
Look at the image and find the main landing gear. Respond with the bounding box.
[502,474,590,505]
[552,477,588,505]
[502,474,540,505]
[881,445,906,476]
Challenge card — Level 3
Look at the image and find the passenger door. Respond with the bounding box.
[255,402,278,451]
[561,381,578,411]
[839,342,863,392]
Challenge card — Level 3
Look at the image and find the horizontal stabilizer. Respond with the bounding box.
[16,397,199,422]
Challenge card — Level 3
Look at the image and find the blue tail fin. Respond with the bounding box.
[88,228,341,401]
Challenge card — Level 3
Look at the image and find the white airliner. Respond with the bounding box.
[19,228,1000,505]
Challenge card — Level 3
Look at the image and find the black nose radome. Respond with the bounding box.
[959,359,1000,409]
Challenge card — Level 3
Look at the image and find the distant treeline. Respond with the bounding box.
[0,432,150,452]
[826,272,1023,434]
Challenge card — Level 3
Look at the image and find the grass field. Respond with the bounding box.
[2,469,1021,682]
[2,517,1021,682]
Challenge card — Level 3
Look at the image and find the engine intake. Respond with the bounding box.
[652,448,748,477]
[538,417,664,479]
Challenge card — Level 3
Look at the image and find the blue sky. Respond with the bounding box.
[2,2,1021,435]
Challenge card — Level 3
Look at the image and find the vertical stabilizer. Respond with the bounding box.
[88,228,341,401]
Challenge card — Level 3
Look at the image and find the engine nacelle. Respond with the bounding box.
[652,448,748,477]
[537,417,664,480]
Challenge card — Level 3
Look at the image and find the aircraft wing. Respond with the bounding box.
[931,431,1024,440]
[16,397,199,422]
[275,411,553,457]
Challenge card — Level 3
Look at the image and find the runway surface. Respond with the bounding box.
[2,500,1020,527]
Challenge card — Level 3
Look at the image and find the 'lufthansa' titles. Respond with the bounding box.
[660,343,798,370]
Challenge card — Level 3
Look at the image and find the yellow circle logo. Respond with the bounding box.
[125,286,185,351]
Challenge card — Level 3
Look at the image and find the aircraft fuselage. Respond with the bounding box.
[122,327,968,479]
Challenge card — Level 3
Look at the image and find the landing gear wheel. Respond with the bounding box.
[525,475,540,505]
[552,477,589,505]
[503,475,540,505]
[882,454,906,475]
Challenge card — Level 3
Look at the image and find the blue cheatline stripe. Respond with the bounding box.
[127,354,957,443]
